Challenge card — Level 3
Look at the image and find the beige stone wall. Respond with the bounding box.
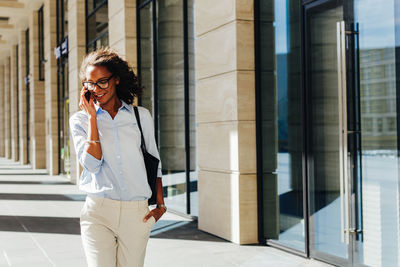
[0,65,4,157]
[44,0,59,174]
[10,45,19,162]
[29,10,46,169]
[18,30,29,164]
[68,0,86,183]
[196,0,257,244]
[4,57,11,159]
[108,0,137,70]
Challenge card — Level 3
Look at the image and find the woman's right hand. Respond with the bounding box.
[79,87,97,118]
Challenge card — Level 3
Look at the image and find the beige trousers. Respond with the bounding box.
[80,196,156,267]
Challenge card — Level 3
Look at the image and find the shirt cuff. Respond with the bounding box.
[81,150,103,174]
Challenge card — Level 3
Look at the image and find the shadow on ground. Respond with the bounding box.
[151,220,225,242]
[0,215,81,234]
[0,216,225,243]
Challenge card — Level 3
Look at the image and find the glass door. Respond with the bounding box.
[305,0,361,265]
[257,0,400,265]
[57,0,70,176]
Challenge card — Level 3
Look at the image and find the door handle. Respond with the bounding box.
[337,21,350,245]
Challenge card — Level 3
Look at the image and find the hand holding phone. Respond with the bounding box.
[84,91,91,102]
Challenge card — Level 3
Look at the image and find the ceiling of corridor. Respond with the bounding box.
[0,0,43,62]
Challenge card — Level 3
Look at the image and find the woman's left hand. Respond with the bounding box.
[143,207,166,223]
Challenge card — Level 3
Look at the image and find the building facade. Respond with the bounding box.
[0,0,398,266]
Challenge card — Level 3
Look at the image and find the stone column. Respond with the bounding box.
[10,45,19,162]
[68,0,86,183]
[0,65,4,157]
[108,0,137,70]
[4,57,11,159]
[18,31,28,164]
[29,11,46,169]
[196,0,257,244]
[44,0,59,174]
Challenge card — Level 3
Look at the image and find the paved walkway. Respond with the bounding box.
[0,157,331,267]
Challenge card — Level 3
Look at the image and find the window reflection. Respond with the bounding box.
[356,0,400,265]
[260,0,305,251]
[86,1,108,52]
[138,0,197,215]
[139,4,154,114]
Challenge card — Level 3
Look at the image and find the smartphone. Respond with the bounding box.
[84,91,91,102]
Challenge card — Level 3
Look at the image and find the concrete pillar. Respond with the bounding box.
[4,57,11,159]
[29,10,46,169]
[0,65,4,157]
[18,31,29,165]
[196,0,257,244]
[108,0,137,70]
[10,45,19,162]
[68,0,86,183]
[44,0,59,175]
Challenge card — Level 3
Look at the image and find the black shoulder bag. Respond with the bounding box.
[134,106,159,205]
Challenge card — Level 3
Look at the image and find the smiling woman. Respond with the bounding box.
[69,47,166,267]
[79,48,142,106]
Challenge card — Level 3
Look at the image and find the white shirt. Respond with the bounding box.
[69,101,162,201]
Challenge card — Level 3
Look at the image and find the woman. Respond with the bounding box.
[69,47,166,267]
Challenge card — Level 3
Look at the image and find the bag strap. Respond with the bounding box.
[133,106,147,152]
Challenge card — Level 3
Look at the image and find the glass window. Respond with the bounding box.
[139,3,154,113]
[138,0,197,216]
[16,45,19,145]
[86,0,107,15]
[57,0,70,176]
[86,0,108,52]
[25,28,30,163]
[156,0,186,214]
[356,0,400,265]
[188,0,197,217]
[257,0,305,251]
[38,6,44,81]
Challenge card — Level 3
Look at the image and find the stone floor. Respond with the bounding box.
[0,157,332,267]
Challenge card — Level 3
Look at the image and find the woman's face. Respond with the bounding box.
[85,65,120,106]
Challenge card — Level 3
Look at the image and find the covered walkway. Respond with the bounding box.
[0,158,330,266]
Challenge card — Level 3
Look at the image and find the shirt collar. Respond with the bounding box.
[120,100,134,112]
[94,100,133,114]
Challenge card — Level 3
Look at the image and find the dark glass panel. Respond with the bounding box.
[38,6,44,81]
[87,0,107,14]
[25,29,30,164]
[157,0,186,214]
[188,0,197,216]
[261,0,305,252]
[139,3,154,113]
[86,1,108,53]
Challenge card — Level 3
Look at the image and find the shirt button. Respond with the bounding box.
[117,155,120,159]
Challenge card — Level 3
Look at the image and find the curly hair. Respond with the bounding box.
[79,47,142,104]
